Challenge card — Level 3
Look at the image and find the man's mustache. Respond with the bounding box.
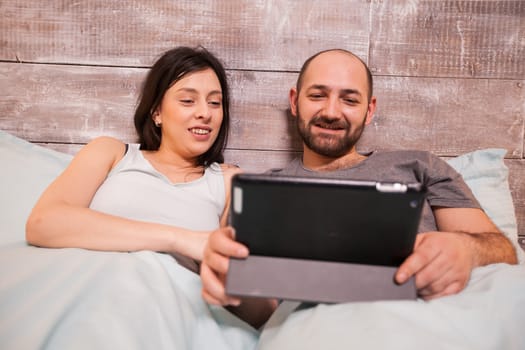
[309,116,350,131]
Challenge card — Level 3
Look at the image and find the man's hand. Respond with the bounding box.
[200,226,249,306]
[395,232,475,300]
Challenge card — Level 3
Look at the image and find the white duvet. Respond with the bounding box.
[0,243,258,350]
[258,263,525,350]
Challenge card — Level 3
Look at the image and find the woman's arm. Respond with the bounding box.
[26,136,208,260]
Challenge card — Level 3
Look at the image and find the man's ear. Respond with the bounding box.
[289,87,299,117]
[365,96,377,125]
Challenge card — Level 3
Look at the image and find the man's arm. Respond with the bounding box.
[395,207,517,300]
[433,207,517,266]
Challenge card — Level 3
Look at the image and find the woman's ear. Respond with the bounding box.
[152,110,162,127]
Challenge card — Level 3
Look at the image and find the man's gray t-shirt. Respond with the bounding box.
[269,150,481,233]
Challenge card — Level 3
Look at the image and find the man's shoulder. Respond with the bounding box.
[370,149,443,164]
[373,149,434,158]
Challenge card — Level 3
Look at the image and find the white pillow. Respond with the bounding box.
[0,130,72,245]
[447,148,524,263]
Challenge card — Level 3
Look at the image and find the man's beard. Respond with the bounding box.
[295,106,367,158]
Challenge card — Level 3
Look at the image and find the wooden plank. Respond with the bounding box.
[370,0,525,79]
[0,0,370,71]
[0,63,142,144]
[364,76,525,157]
[507,160,525,236]
[2,63,523,157]
[227,70,299,151]
[0,63,299,149]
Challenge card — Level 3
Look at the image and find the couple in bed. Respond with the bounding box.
[26,46,518,334]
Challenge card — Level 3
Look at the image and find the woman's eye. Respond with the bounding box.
[180,99,194,104]
[209,101,222,107]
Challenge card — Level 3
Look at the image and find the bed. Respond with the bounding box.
[1,129,524,350]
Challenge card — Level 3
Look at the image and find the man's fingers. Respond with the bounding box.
[200,227,249,307]
[200,262,241,306]
[416,264,454,297]
[413,253,450,291]
[203,227,249,275]
[396,242,439,285]
[210,227,249,258]
[395,252,425,284]
[420,280,464,300]
[201,288,223,305]
[203,247,230,275]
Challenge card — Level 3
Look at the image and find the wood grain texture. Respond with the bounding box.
[0,64,142,144]
[507,160,525,237]
[0,0,370,71]
[2,63,523,157]
[370,0,525,79]
[367,76,525,157]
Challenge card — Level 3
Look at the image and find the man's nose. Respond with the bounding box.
[322,95,341,119]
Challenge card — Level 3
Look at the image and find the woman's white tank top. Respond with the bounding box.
[89,144,225,231]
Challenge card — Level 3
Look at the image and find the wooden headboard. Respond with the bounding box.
[1,1,523,248]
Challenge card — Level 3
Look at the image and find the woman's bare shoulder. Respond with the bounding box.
[85,136,126,149]
[73,136,127,168]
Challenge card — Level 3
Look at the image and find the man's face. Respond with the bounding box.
[290,51,375,158]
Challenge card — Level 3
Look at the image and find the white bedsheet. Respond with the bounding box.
[258,263,525,350]
[0,242,258,350]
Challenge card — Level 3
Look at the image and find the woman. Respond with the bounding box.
[26,46,239,271]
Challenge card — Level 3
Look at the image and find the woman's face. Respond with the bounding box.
[155,68,224,160]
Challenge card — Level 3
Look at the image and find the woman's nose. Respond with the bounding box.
[195,100,212,121]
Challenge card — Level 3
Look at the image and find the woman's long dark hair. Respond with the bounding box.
[134,46,230,166]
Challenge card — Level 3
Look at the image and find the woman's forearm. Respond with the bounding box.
[26,204,209,260]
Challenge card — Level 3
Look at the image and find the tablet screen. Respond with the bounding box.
[230,173,426,267]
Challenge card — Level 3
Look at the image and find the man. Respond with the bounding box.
[199,49,518,329]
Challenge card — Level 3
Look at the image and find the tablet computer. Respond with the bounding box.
[225,173,426,303]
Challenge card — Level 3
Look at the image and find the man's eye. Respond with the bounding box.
[309,94,324,99]
[344,99,358,104]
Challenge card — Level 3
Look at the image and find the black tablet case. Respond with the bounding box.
[226,174,426,303]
